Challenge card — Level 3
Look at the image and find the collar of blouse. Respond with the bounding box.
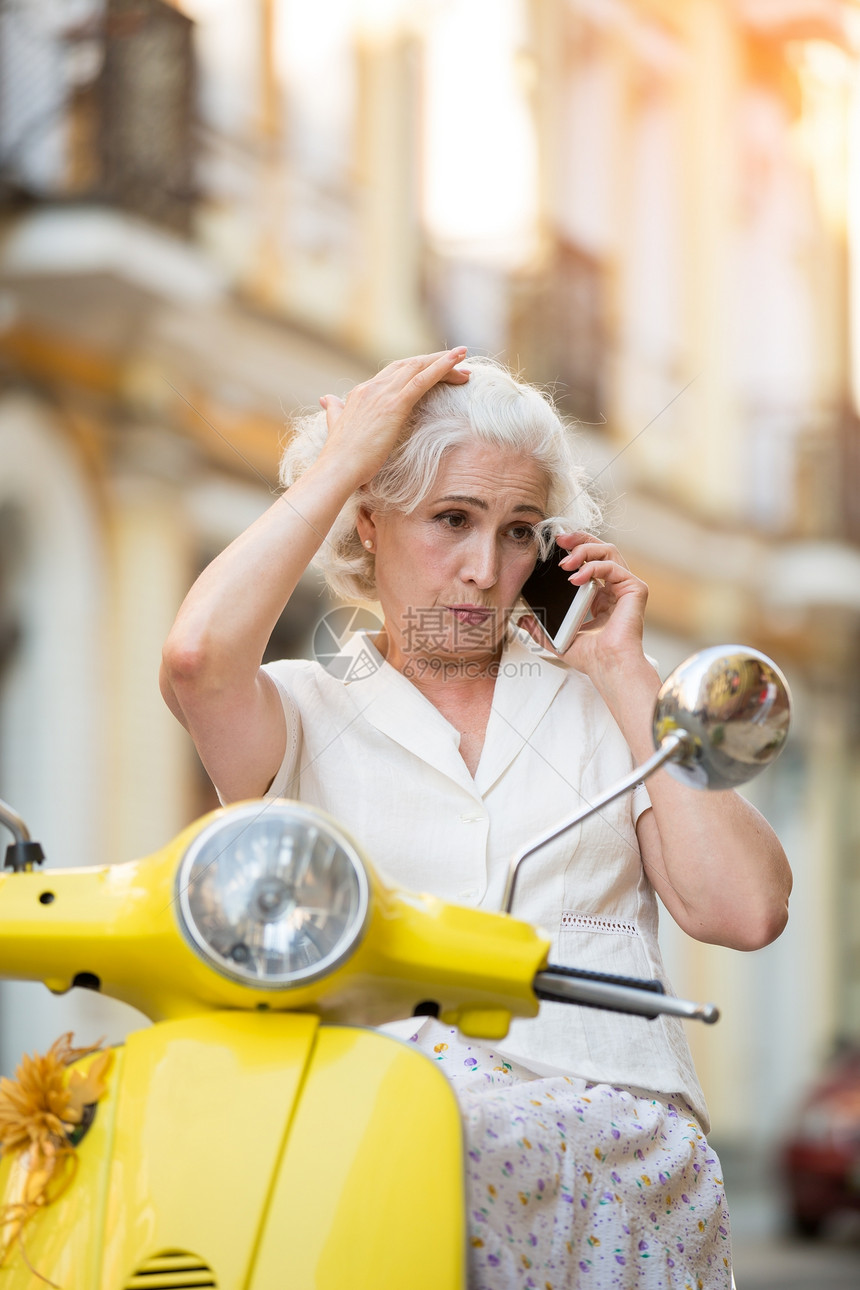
[337,626,571,799]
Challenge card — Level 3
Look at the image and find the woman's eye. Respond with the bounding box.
[508,525,537,544]
[438,512,467,529]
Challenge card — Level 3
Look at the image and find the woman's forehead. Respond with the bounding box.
[431,442,548,509]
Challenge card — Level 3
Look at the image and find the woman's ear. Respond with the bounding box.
[355,507,377,551]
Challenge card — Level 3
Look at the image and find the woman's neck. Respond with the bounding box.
[375,634,503,777]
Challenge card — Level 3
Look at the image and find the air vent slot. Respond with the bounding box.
[124,1250,217,1289]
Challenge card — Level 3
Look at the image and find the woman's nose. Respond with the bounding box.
[461,538,499,589]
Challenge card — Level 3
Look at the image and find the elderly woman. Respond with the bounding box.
[161,350,791,1289]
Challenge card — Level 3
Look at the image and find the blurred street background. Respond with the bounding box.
[2,0,860,1275]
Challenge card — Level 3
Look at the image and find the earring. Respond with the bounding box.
[363,539,374,551]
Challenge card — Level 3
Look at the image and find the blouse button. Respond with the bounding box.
[459,812,485,823]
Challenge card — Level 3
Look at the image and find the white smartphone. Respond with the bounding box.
[520,544,598,653]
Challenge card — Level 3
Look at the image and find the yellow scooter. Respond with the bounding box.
[0,646,790,1289]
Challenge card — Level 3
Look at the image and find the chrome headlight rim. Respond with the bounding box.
[175,800,371,990]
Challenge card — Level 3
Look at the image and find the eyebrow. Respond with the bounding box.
[436,494,546,516]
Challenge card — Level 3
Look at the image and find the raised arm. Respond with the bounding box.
[161,349,469,802]
[520,532,792,952]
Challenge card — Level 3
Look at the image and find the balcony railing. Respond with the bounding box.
[0,0,195,235]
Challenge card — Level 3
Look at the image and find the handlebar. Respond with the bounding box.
[534,964,720,1024]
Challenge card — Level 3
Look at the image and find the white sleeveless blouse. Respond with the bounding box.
[260,627,708,1127]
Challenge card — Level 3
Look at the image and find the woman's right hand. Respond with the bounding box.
[317,349,469,486]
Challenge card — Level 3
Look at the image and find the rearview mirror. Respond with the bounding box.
[653,645,791,791]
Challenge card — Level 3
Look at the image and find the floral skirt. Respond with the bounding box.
[404,1019,732,1290]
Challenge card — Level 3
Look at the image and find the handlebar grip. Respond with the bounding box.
[534,964,719,1025]
[539,964,666,994]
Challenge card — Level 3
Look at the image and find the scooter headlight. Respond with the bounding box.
[176,802,370,989]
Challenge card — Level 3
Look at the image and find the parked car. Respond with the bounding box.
[780,1043,860,1237]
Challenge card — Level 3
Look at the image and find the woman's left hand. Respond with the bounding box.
[518,531,650,679]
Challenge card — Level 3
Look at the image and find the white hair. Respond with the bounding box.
[279,356,602,602]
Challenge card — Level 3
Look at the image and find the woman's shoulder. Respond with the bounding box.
[263,652,378,706]
[263,656,318,683]
[263,656,336,704]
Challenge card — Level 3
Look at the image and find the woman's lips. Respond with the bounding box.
[447,606,493,627]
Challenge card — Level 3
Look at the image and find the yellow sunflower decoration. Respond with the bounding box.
[0,1033,113,1284]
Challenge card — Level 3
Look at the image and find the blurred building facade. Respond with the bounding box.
[1,0,859,1157]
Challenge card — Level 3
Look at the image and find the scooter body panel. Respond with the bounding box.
[0,1015,466,1289]
[100,1013,320,1289]
[0,1014,319,1288]
[251,1025,466,1289]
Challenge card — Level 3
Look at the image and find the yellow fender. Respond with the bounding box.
[0,1015,465,1289]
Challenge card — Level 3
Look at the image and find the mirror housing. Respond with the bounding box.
[653,645,791,791]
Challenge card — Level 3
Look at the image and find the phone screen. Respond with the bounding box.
[520,544,597,652]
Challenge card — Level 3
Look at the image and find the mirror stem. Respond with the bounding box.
[0,798,31,845]
[501,731,691,913]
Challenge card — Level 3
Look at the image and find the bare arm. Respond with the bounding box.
[161,349,469,802]
[160,455,364,801]
[521,533,792,951]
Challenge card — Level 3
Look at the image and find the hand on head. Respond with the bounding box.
[317,349,470,487]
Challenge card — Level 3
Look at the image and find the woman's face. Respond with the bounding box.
[358,442,548,674]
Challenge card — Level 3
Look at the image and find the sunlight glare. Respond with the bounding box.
[423,0,538,267]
